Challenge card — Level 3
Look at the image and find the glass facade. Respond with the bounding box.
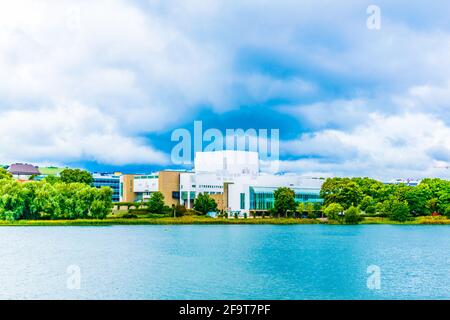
[249,187,323,210]
[240,193,245,209]
[93,175,121,202]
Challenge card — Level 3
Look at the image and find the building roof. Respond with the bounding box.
[8,163,40,175]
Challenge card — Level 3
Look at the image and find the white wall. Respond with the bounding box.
[133,175,159,193]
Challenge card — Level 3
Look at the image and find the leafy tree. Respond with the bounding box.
[193,193,218,215]
[305,202,314,217]
[297,202,305,217]
[320,178,363,209]
[402,184,432,216]
[0,168,12,180]
[443,205,450,218]
[426,198,439,214]
[43,175,61,184]
[147,191,166,214]
[0,180,27,221]
[324,203,344,220]
[273,187,296,217]
[60,169,94,185]
[344,206,362,224]
[389,200,412,222]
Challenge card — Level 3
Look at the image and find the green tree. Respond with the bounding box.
[0,180,27,221]
[297,202,305,217]
[344,206,362,224]
[443,205,450,218]
[43,175,61,184]
[389,200,412,222]
[305,202,315,218]
[0,168,12,180]
[193,193,218,215]
[60,169,94,185]
[320,178,363,209]
[403,184,432,216]
[273,187,296,217]
[324,203,344,220]
[147,191,166,214]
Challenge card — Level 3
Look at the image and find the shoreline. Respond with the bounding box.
[0,216,449,226]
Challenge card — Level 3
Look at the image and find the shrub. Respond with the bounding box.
[174,204,187,217]
[193,193,218,215]
[344,206,363,224]
[324,203,344,220]
[443,205,450,218]
[122,213,138,219]
[147,192,166,214]
[128,209,151,215]
[307,212,316,219]
[389,200,412,222]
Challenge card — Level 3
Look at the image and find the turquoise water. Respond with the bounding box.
[0,225,449,299]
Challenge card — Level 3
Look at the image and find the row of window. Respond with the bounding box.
[134,175,159,180]
[198,185,223,189]
[249,191,323,210]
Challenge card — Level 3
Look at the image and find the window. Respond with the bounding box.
[240,193,245,210]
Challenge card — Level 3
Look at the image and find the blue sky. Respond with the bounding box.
[0,0,450,180]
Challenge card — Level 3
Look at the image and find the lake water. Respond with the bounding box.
[0,225,449,299]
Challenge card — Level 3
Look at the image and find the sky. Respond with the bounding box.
[0,0,450,180]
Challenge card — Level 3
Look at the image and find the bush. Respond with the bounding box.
[389,200,412,222]
[147,192,166,214]
[193,193,218,215]
[128,208,151,215]
[443,205,450,218]
[344,206,363,224]
[122,213,138,219]
[307,212,316,219]
[174,204,187,217]
[324,203,344,220]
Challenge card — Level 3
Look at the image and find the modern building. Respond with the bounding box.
[120,170,184,206]
[179,151,324,215]
[120,150,325,215]
[92,173,121,202]
[8,163,40,180]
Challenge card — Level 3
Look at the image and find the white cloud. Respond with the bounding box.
[0,103,168,165]
[0,0,450,174]
[280,112,450,180]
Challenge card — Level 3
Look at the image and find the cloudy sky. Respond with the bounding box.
[1,0,450,180]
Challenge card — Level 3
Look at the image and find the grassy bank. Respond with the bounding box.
[0,215,450,226]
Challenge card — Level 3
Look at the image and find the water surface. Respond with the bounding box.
[0,225,449,299]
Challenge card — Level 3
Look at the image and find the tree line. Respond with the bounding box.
[320,177,450,222]
[0,168,112,221]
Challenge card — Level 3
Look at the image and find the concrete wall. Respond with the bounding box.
[158,171,181,207]
[120,174,136,202]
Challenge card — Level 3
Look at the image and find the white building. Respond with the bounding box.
[180,151,324,214]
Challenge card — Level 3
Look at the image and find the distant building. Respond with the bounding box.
[8,163,40,180]
[120,151,325,215]
[120,170,183,207]
[385,178,420,187]
[92,173,121,202]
